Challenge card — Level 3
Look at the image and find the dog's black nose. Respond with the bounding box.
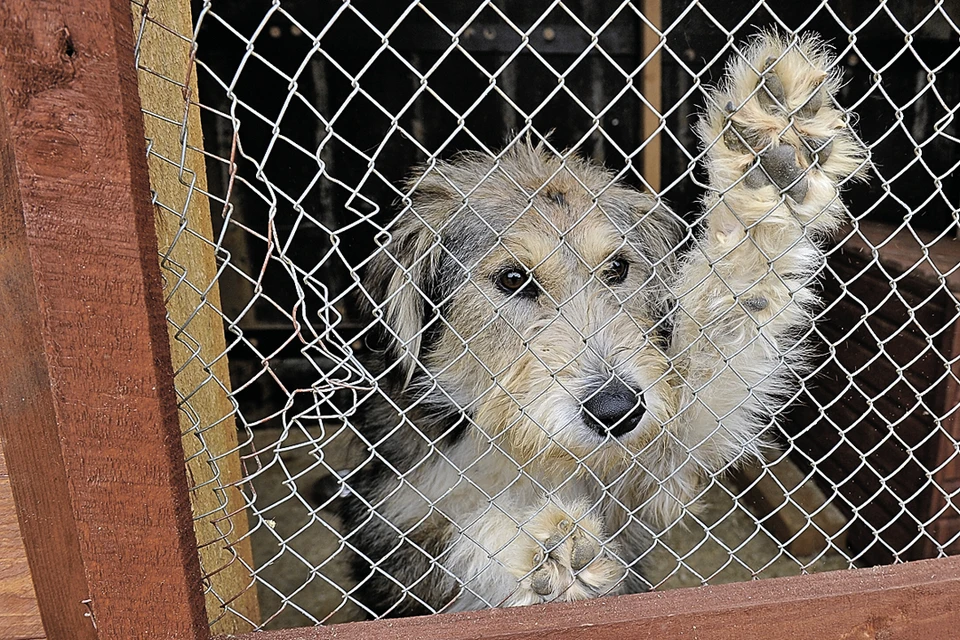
[581,378,645,438]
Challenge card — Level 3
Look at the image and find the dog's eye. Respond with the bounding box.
[495,268,536,298]
[602,257,630,284]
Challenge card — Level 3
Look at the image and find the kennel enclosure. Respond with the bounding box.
[2,0,960,638]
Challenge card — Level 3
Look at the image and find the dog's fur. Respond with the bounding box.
[340,32,867,617]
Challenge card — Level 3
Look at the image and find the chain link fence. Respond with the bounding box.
[133,0,960,631]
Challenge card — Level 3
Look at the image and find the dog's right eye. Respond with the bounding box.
[495,268,537,298]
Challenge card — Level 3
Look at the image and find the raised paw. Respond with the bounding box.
[506,501,624,607]
[697,31,868,230]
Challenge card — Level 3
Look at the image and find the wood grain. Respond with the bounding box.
[131,0,260,632]
[0,40,93,640]
[0,0,210,637]
[0,444,44,640]
[225,557,960,640]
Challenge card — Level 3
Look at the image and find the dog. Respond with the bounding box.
[340,31,867,617]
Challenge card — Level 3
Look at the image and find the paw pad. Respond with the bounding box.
[744,144,808,203]
[800,136,834,166]
[514,506,622,604]
[570,534,600,571]
[717,49,849,205]
[702,33,868,218]
[530,565,554,596]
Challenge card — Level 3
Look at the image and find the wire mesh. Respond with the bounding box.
[132,0,960,631]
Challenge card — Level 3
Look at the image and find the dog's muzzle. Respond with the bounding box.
[581,378,646,438]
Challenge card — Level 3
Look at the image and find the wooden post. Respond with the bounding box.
[132,0,260,632]
[0,1,209,638]
[640,0,662,192]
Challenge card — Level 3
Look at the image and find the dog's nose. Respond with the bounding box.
[581,378,646,438]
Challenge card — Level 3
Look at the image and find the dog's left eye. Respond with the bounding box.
[495,267,537,298]
[602,257,630,284]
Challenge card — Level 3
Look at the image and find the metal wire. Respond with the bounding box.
[132,0,960,631]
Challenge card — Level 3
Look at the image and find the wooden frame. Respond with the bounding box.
[640,0,662,192]
[1,1,960,639]
[230,556,960,640]
[0,0,208,638]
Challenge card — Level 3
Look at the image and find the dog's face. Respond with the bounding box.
[366,143,682,470]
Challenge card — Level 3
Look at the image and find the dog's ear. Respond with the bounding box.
[627,190,683,268]
[366,169,457,388]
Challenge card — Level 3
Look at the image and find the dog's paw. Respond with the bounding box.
[697,32,868,232]
[505,501,624,606]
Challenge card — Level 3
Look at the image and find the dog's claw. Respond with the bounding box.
[544,519,573,552]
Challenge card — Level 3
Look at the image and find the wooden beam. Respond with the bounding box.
[131,0,260,632]
[0,36,96,640]
[223,557,960,640]
[0,1,209,638]
[640,0,662,192]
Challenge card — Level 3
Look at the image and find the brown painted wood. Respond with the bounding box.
[224,557,960,640]
[0,1,209,638]
[0,443,44,640]
[841,221,960,292]
[131,0,260,632]
[0,49,93,640]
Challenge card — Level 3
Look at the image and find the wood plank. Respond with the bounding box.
[0,1,209,637]
[0,39,94,640]
[640,0,662,192]
[131,0,259,632]
[0,443,44,640]
[222,556,960,640]
[832,222,960,556]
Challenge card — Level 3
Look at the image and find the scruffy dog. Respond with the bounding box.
[342,32,867,617]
